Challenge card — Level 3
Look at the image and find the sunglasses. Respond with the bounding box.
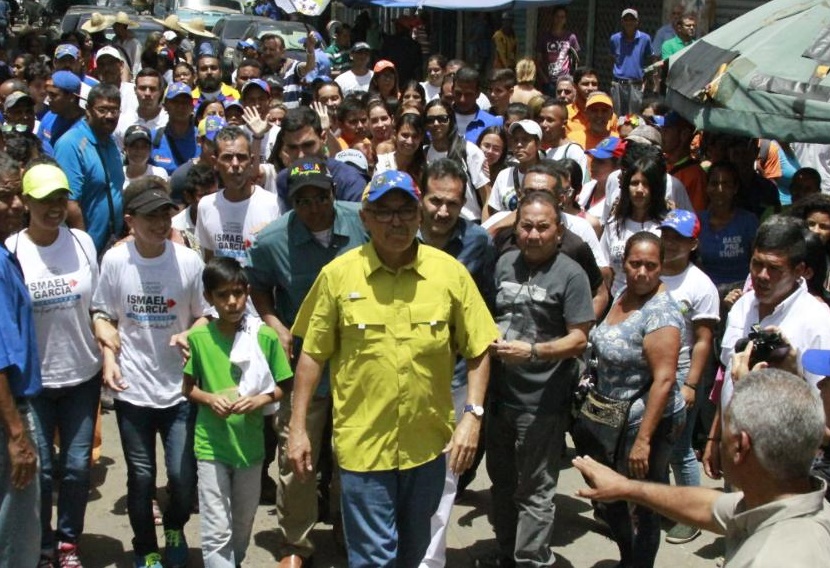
[1,123,28,133]
[426,114,450,125]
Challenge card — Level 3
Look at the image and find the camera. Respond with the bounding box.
[734,325,790,369]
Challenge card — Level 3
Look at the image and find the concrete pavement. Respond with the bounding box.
[75,409,724,567]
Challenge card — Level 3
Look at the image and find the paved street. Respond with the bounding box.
[76,409,724,567]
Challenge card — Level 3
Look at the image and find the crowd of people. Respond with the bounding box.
[1,3,830,568]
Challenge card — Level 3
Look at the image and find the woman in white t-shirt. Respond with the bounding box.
[423,99,491,221]
[578,136,624,237]
[7,164,103,566]
[123,124,169,191]
[600,154,669,296]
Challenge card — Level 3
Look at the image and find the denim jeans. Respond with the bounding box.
[670,383,702,487]
[486,404,569,567]
[0,402,41,567]
[31,374,101,550]
[602,410,685,568]
[114,400,196,556]
[340,455,445,568]
[198,460,261,568]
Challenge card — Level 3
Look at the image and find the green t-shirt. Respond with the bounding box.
[184,321,292,467]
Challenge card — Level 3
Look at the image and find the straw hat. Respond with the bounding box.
[113,11,139,28]
[81,13,116,34]
[153,14,185,33]
[178,18,216,39]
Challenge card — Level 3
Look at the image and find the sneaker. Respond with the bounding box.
[164,529,188,568]
[37,552,55,568]
[57,542,83,568]
[665,522,702,544]
[134,552,162,568]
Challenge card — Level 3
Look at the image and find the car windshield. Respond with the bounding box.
[223,19,251,37]
[256,25,308,51]
[181,0,241,10]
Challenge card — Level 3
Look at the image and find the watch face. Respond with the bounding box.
[466,404,484,417]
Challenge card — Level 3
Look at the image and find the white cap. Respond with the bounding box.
[508,119,543,140]
[621,8,639,19]
[95,45,126,64]
[163,30,178,42]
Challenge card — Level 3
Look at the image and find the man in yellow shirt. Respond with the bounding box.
[288,170,498,567]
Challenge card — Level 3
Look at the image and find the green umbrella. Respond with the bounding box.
[665,0,830,142]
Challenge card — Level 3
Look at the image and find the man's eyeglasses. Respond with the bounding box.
[1,123,28,133]
[293,194,332,208]
[366,207,419,223]
[556,88,574,95]
[425,115,450,125]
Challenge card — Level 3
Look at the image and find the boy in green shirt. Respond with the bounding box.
[183,257,292,567]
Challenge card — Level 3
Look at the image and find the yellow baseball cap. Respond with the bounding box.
[22,164,70,199]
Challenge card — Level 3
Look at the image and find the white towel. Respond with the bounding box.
[229,315,278,415]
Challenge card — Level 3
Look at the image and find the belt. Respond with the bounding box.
[613,78,643,85]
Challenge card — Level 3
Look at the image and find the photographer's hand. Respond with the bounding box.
[761,326,799,376]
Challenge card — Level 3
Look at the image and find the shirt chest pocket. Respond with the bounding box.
[407,303,451,354]
[341,302,387,345]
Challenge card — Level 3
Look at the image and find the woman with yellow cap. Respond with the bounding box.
[5,162,107,568]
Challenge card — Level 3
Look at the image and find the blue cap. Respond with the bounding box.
[237,38,258,51]
[241,78,270,96]
[198,42,215,57]
[660,209,700,238]
[223,98,243,111]
[198,115,226,140]
[362,170,421,203]
[586,136,625,160]
[803,349,830,376]
[54,44,80,60]
[52,70,81,95]
[166,82,192,100]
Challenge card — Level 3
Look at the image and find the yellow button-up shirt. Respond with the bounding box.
[292,242,498,472]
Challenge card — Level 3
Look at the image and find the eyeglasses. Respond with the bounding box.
[556,88,574,95]
[91,105,119,117]
[0,123,28,133]
[293,194,332,208]
[366,206,419,223]
[425,115,450,125]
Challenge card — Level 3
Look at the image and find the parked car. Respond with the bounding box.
[212,14,272,80]
[60,4,135,35]
[154,0,246,27]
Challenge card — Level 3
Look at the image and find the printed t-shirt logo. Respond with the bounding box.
[29,276,81,311]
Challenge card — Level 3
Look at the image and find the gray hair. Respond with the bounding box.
[213,125,250,148]
[727,368,825,481]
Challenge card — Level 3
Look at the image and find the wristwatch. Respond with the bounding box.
[463,404,484,418]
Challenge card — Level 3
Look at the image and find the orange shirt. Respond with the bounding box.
[668,156,708,212]
[565,103,618,150]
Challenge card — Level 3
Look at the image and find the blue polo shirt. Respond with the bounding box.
[245,201,368,396]
[54,119,125,252]
[37,111,82,156]
[610,30,653,80]
[461,107,504,145]
[0,246,41,398]
[421,218,497,389]
[150,126,200,176]
[276,158,366,211]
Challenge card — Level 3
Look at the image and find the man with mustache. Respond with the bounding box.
[55,83,126,253]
